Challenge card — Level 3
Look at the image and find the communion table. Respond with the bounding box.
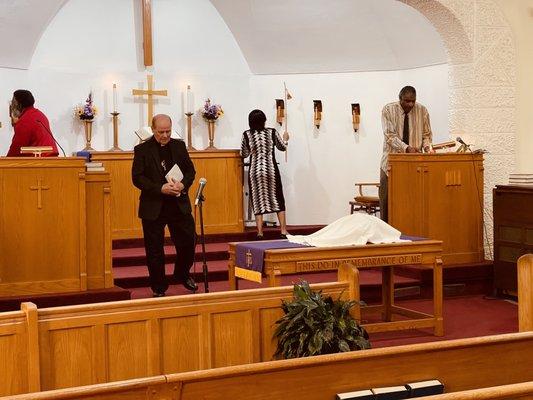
[228,237,444,335]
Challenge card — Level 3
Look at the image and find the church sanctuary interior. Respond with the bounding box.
[1,0,533,399]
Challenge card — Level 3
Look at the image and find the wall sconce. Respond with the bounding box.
[351,103,361,132]
[313,100,322,129]
[275,99,285,126]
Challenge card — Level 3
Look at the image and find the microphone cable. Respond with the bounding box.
[37,119,66,157]
[464,142,493,261]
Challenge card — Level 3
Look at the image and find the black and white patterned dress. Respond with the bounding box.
[241,128,287,215]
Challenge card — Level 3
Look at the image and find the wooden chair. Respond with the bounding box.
[349,182,380,215]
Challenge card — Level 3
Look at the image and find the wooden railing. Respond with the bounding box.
[0,265,359,396]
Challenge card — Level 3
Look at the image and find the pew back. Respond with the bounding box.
[0,265,359,396]
[2,332,532,400]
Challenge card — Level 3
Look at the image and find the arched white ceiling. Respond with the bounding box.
[209,0,448,74]
[0,0,447,73]
[0,0,67,69]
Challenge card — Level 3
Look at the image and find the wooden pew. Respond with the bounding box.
[2,332,532,400]
[0,265,359,396]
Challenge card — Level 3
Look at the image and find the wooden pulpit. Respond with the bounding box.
[0,158,113,296]
[388,153,484,264]
[91,150,244,240]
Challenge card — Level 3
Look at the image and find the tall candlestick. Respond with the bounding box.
[186,85,193,114]
[112,83,118,113]
[108,112,123,152]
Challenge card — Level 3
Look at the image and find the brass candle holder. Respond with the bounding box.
[185,112,196,151]
[108,112,123,151]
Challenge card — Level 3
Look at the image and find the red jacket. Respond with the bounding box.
[7,107,59,157]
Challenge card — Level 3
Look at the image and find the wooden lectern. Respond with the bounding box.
[388,153,484,264]
[0,158,113,296]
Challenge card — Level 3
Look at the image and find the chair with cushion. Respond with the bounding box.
[349,182,380,215]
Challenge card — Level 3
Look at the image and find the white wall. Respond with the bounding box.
[0,0,448,226]
[249,65,449,224]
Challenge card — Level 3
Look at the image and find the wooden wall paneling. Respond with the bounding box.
[78,172,87,291]
[85,172,113,289]
[191,151,244,234]
[91,150,244,239]
[90,153,141,240]
[0,311,29,396]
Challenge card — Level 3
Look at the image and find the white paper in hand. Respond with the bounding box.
[165,163,183,184]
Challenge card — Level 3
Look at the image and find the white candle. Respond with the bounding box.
[186,85,193,114]
[112,83,118,113]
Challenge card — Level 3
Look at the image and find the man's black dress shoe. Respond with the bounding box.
[153,291,165,298]
[183,276,198,292]
[280,233,288,239]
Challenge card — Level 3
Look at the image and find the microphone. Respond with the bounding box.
[456,136,467,146]
[37,120,66,157]
[194,178,207,206]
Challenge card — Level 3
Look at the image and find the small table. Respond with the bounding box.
[228,239,444,336]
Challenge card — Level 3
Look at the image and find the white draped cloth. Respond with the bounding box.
[286,213,409,247]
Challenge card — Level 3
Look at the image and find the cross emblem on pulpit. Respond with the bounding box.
[132,75,168,125]
[30,179,50,209]
[245,250,253,268]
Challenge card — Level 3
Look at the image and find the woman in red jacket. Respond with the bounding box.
[7,90,59,157]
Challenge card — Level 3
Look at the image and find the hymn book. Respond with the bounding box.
[165,164,183,184]
[135,126,153,142]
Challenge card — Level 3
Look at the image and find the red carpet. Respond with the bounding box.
[368,295,518,348]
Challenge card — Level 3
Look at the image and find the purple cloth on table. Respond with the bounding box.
[235,235,427,273]
[235,240,309,272]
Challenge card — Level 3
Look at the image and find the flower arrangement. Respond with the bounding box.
[75,92,98,120]
[200,98,223,121]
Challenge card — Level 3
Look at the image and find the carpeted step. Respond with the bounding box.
[113,242,229,267]
[113,225,324,249]
[0,287,131,312]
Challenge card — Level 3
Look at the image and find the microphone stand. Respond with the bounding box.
[196,194,209,293]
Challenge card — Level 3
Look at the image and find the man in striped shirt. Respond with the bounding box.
[379,86,433,222]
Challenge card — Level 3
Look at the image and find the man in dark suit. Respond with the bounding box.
[132,114,198,296]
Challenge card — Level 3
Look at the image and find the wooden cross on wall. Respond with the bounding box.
[142,0,153,67]
[132,75,168,125]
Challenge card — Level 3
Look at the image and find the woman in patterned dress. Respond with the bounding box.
[241,109,289,239]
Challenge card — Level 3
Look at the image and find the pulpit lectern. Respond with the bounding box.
[0,157,113,296]
[388,153,484,264]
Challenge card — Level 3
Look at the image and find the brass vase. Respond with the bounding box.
[83,119,95,151]
[206,119,217,150]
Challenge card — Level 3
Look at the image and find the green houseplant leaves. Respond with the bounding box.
[274,281,371,359]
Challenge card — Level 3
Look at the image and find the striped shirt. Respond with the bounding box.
[380,101,432,175]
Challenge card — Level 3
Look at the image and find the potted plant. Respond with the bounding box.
[274,281,370,359]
